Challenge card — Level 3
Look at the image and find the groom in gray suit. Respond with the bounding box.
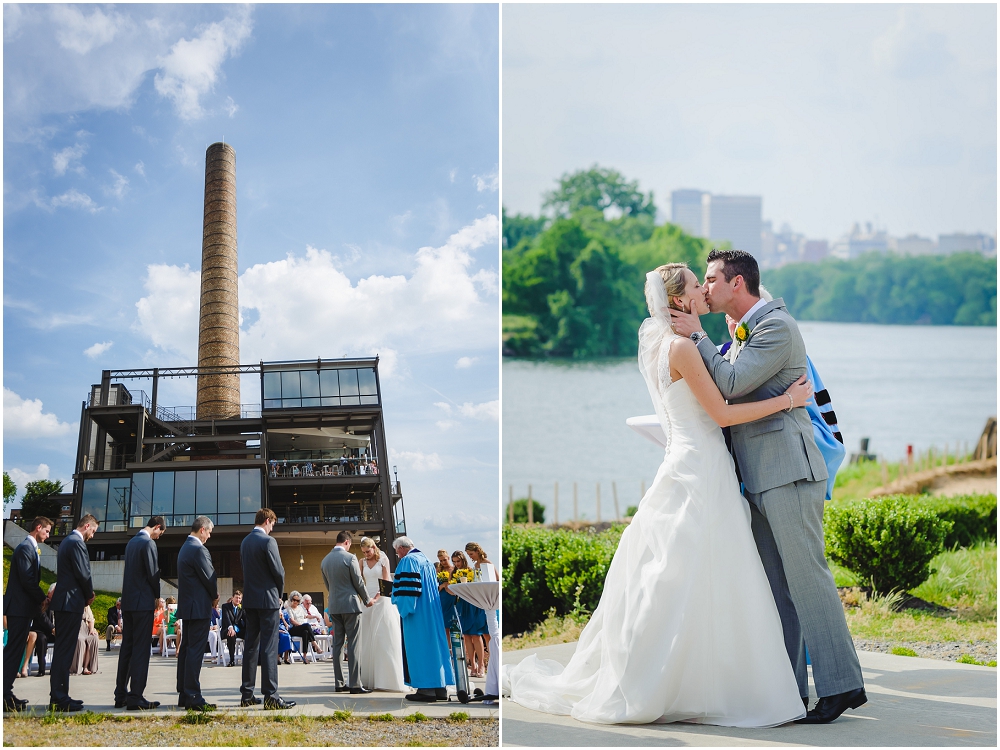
[671,249,865,724]
[321,531,375,694]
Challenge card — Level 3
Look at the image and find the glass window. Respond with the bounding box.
[321,396,339,407]
[282,398,301,408]
[218,513,239,526]
[239,468,262,514]
[360,395,379,405]
[263,372,281,400]
[280,370,300,398]
[196,470,217,515]
[152,472,174,516]
[358,368,377,396]
[300,370,320,398]
[106,478,131,521]
[319,369,340,397]
[341,395,361,406]
[239,512,258,525]
[302,397,321,407]
[81,479,109,523]
[263,399,281,409]
[131,473,153,518]
[339,369,360,397]
[173,472,196,515]
[218,470,240,514]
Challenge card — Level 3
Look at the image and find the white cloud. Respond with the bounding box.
[134,215,499,371]
[84,341,114,358]
[449,168,458,183]
[224,95,239,118]
[53,143,87,175]
[435,420,459,431]
[153,10,253,120]
[51,5,124,55]
[473,166,499,192]
[5,464,52,492]
[423,511,496,534]
[459,400,499,421]
[134,160,145,177]
[133,263,200,358]
[456,356,478,369]
[390,449,443,472]
[107,169,129,199]
[51,188,101,213]
[3,388,76,439]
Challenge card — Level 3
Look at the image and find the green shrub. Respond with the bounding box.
[503,523,624,634]
[447,711,469,722]
[825,496,952,594]
[957,654,996,667]
[912,494,996,549]
[891,646,918,657]
[506,498,546,524]
[625,505,638,517]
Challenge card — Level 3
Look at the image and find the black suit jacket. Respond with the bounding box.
[176,536,217,621]
[51,531,94,614]
[121,531,160,611]
[31,607,55,637]
[240,529,285,609]
[221,601,246,634]
[107,605,122,629]
[3,536,46,616]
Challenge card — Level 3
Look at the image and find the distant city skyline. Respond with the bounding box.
[503,4,996,241]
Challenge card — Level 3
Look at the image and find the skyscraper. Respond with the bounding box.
[704,194,762,256]
[670,190,707,237]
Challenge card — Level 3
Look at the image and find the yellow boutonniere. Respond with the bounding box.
[734,322,750,344]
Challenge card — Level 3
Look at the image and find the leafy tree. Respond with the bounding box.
[508,498,546,524]
[502,206,547,250]
[20,479,64,522]
[543,166,656,220]
[3,472,16,509]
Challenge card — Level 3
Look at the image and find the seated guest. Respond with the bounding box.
[152,598,167,653]
[284,591,320,661]
[106,598,123,652]
[21,584,56,678]
[220,590,245,667]
[70,605,100,675]
[301,595,326,635]
[208,597,222,660]
[277,608,294,665]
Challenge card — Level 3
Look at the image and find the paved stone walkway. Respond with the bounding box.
[7,648,495,718]
[503,642,997,746]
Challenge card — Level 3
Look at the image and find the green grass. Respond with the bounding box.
[404,712,429,723]
[891,646,918,656]
[447,712,469,723]
[957,654,997,667]
[368,713,395,722]
[911,542,997,618]
[331,709,354,721]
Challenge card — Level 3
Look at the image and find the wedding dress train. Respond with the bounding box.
[504,316,806,727]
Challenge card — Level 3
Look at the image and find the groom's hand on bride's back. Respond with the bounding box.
[669,308,703,338]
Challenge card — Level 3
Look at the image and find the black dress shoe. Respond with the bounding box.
[240,696,262,707]
[350,687,373,695]
[263,697,295,710]
[48,702,83,712]
[404,692,438,703]
[115,699,127,708]
[4,699,26,712]
[802,696,809,709]
[334,686,350,693]
[434,687,448,700]
[795,688,867,724]
[69,697,84,705]
[188,701,216,712]
[127,700,160,710]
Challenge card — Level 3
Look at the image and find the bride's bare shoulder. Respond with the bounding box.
[668,336,697,355]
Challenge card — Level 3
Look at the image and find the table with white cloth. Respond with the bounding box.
[448,581,500,700]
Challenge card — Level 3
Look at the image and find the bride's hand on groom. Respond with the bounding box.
[785,375,813,408]
[668,306,702,337]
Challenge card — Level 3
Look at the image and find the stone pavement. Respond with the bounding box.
[503,642,997,746]
[7,648,495,718]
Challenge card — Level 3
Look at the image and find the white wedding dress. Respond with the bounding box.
[503,300,806,727]
[359,552,407,691]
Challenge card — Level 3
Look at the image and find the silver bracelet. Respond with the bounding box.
[786,393,794,412]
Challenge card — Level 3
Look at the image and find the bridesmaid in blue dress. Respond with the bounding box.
[451,552,488,678]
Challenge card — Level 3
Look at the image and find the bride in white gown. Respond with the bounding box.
[358,537,406,691]
[504,263,813,727]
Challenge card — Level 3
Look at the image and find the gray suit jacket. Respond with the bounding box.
[51,531,94,614]
[240,528,285,610]
[121,531,160,612]
[696,298,828,494]
[321,546,371,615]
[176,536,217,621]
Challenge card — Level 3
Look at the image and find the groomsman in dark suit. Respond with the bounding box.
[3,516,53,712]
[49,514,99,712]
[175,516,218,711]
[240,508,295,709]
[114,516,166,710]
[220,589,246,667]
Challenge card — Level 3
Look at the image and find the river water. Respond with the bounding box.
[502,322,997,522]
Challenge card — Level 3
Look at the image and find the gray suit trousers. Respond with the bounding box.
[330,612,362,689]
[746,478,864,698]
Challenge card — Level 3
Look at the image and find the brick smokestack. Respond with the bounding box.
[196,142,241,420]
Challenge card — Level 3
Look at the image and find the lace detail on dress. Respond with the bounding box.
[657,338,673,397]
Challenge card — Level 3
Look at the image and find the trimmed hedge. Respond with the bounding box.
[911,493,996,549]
[502,524,623,635]
[825,496,952,594]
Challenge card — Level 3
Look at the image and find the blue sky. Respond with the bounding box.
[3,4,500,557]
[503,3,996,241]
